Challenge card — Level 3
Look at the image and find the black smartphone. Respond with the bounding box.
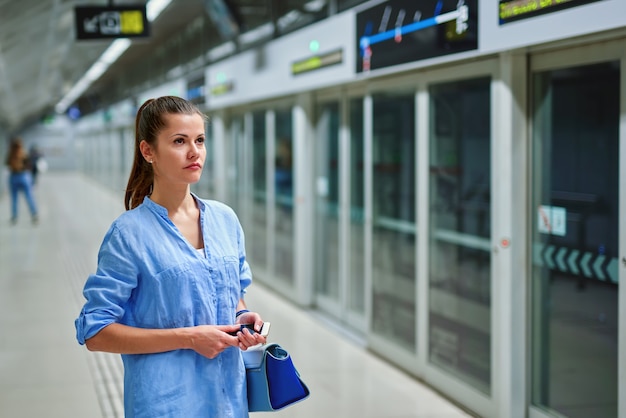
[229,322,271,337]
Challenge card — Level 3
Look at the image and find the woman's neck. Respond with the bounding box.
[149,184,195,214]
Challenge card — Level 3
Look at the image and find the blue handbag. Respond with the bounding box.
[242,343,310,412]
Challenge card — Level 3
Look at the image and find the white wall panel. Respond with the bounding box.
[480,0,626,53]
[206,12,355,110]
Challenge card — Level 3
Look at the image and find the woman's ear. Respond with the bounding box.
[139,140,154,163]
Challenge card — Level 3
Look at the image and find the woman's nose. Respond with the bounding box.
[188,143,199,157]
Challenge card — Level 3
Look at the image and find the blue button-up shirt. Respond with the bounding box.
[75,195,252,417]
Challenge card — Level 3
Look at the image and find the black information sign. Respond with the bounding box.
[499,0,604,25]
[75,5,149,40]
[356,0,478,73]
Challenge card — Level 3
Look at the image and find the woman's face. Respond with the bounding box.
[149,113,206,187]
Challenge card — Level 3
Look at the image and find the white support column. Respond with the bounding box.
[339,96,350,318]
[493,51,528,418]
[363,93,373,331]
[416,83,429,369]
[266,110,276,280]
[293,93,314,306]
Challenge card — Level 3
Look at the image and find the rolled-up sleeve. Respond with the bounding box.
[75,223,138,344]
[238,224,252,299]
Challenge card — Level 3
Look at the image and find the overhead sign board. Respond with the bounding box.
[356,0,478,73]
[74,5,149,40]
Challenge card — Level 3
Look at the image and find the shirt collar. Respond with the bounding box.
[142,193,205,219]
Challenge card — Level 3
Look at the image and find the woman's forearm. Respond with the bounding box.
[85,322,194,354]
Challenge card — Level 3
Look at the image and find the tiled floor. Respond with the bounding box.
[0,172,474,418]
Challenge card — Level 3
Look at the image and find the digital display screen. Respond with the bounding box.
[356,0,478,73]
[499,0,604,25]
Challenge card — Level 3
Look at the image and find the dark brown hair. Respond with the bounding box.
[6,137,27,172]
[124,96,207,210]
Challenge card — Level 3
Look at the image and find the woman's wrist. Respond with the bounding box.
[178,327,196,350]
[235,309,250,318]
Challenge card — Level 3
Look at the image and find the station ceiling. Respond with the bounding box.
[0,0,349,133]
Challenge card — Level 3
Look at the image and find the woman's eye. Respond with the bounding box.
[196,137,205,144]
[174,138,184,144]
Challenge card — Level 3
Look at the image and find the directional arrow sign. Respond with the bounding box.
[580,252,593,278]
[593,254,606,281]
[555,247,568,272]
[606,257,618,283]
[84,15,98,33]
[567,249,580,275]
[533,244,617,285]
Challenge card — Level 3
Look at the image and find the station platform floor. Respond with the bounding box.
[0,172,474,418]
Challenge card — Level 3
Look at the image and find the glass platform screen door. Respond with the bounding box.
[313,98,367,329]
[529,42,625,418]
[427,75,492,397]
[420,59,498,417]
[314,101,342,316]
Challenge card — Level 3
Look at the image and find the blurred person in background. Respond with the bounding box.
[5,137,38,225]
[28,144,45,186]
[75,96,266,417]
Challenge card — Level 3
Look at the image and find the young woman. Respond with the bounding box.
[5,137,38,224]
[75,96,266,417]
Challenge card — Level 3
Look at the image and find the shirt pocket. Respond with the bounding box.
[133,263,195,328]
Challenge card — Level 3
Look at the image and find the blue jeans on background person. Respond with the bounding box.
[9,171,38,224]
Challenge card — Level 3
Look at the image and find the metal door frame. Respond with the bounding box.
[528,37,626,418]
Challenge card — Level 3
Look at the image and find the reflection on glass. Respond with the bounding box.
[371,92,416,351]
[248,111,267,270]
[531,63,618,418]
[274,108,294,283]
[315,102,340,299]
[349,98,365,314]
[428,77,491,394]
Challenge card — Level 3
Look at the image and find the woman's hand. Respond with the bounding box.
[235,326,267,350]
[187,325,241,359]
[235,311,267,350]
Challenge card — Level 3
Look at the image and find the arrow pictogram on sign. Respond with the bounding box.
[593,254,606,281]
[555,247,567,272]
[534,243,619,284]
[566,249,580,275]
